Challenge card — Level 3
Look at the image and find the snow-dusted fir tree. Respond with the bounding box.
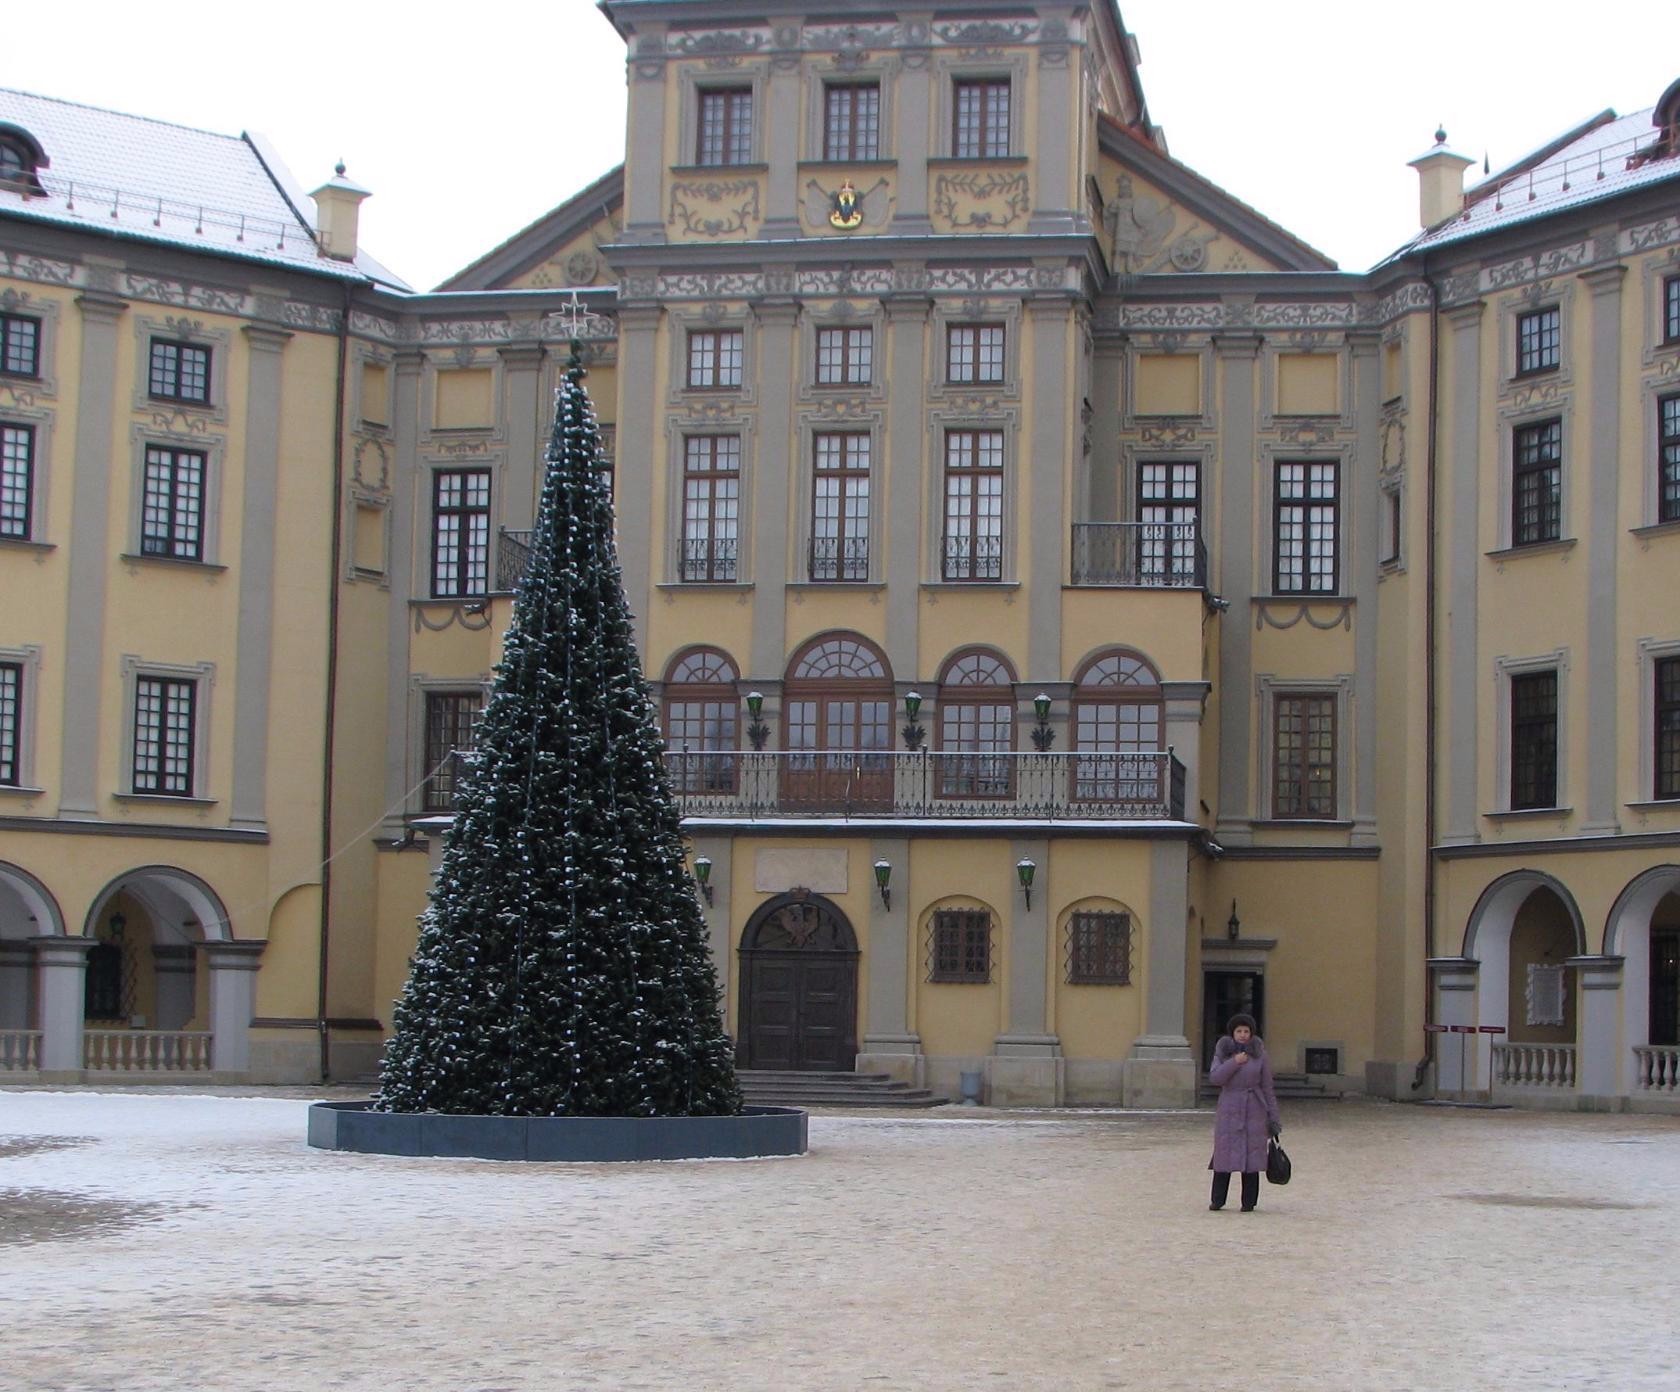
[377,351,741,1118]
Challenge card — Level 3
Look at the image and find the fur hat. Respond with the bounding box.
[1226,1012,1258,1036]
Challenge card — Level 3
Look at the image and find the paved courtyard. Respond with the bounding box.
[1,1090,1676,1392]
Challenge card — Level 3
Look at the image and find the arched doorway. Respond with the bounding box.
[738,893,859,1071]
[0,862,64,1068]
[1604,865,1680,1093]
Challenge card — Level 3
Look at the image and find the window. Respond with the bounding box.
[133,676,196,796]
[0,660,19,787]
[1382,488,1403,564]
[1657,657,1680,800]
[810,433,870,581]
[942,430,1004,580]
[1067,911,1132,985]
[1137,460,1201,584]
[953,79,1010,158]
[937,650,1015,797]
[422,691,482,812]
[0,313,39,378]
[816,326,872,386]
[1664,276,1680,345]
[929,909,991,983]
[430,468,491,597]
[1516,306,1560,376]
[1273,693,1336,819]
[1512,419,1563,546]
[1510,670,1558,810]
[1273,460,1339,593]
[687,329,743,390]
[0,140,29,182]
[947,324,1005,384]
[681,436,740,582]
[824,83,881,161]
[697,88,753,167]
[1072,650,1163,805]
[663,649,739,794]
[1,423,33,540]
[148,339,210,404]
[141,446,206,561]
[783,635,893,812]
[1661,394,1680,525]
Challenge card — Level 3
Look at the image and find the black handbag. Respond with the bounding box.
[1266,1136,1292,1185]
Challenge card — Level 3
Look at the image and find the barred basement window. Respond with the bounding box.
[133,676,196,796]
[148,338,210,404]
[929,909,992,983]
[0,313,40,378]
[141,445,206,560]
[1516,306,1560,376]
[1067,911,1131,985]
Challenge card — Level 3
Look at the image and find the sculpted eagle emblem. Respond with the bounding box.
[804,177,893,232]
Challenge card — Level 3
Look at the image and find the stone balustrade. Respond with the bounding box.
[83,1029,213,1072]
[1492,1042,1577,1089]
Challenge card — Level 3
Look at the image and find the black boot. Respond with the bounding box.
[1210,1172,1232,1210]
[1240,1171,1259,1211]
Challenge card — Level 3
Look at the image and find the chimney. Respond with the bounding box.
[1407,128,1475,229]
[311,161,372,261]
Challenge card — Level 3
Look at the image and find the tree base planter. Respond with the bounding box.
[307,1101,807,1162]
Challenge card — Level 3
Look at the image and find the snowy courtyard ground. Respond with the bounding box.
[1,1090,1676,1392]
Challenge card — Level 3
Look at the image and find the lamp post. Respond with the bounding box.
[692,855,714,907]
[1016,857,1036,909]
[873,859,892,909]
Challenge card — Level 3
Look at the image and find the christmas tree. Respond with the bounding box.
[376,350,742,1118]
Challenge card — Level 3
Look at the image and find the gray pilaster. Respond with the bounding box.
[1162,681,1211,822]
[1026,299,1071,685]
[1121,839,1195,1107]
[32,935,93,1076]
[498,345,546,528]
[382,350,425,827]
[623,33,670,241]
[1443,302,1485,844]
[205,940,264,1074]
[1580,266,1626,833]
[614,307,661,656]
[151,943,197,1031]
[1349,332,1381,846]
[750,301,799,679]
[882,296,930,679]
[860,835,920,1078]
[761,34,803,237]
[995,835,1055,1050]
[1213,335,1260,843]
[1088,340,1124,522]
[1028,45,1077,232]
[890,20,934,235]
[229,322,291,831]
[688,833,733,1006]
[58,287,129,817]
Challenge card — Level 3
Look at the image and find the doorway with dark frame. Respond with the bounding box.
[737,893,860,1071]
[1202,970,1265,1069]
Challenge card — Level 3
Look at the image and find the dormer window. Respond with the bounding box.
[0,124,48,193]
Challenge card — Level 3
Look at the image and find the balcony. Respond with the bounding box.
[680,537,739,584]
[495,528,534,593]
[1070,522,1206,588]
[808,535,870,582]
[663,750,1188,823]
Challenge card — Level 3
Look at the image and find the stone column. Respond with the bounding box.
[0,941,34,1030]
[498,345,547,529]
[1122,839,1196,1107]
[613,306,662,652]
[59,280,129,817]
[1580,267,1626,834]
[882,295,930,679]
[205,941,264,1075]
[32,936,93,1078]
[750,300,800,679]
[992,836,1061,1105]
[1429,957,1480,1095]
[858,835,921,1084]
[1026,299,1072,686]
[1569,955,1625,1107]
[230,321,292,832]
[1442,301,1485,845]
[151,944,197,1032]
[1212,335,1260,845]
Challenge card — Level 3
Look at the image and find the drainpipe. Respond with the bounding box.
[1413,259,1441,1092]
[317,279,352,1082]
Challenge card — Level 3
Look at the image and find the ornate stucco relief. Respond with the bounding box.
[932,172,1031,232]
[668,179,763,239]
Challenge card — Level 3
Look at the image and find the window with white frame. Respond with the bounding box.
[697,88,753,166]
[680,436,740,582]
[810,432,870,581]
[941,430,1004,581]
[952,79,1010,158]
[687,329,743,390]
[431,468,491,598]
[140,445,206,560]
[824,83,881,161]
[1664,275,1680,345]
[0,313,39,378]
[947,323,1005,384]
[816,326,872,385]
[1660,394,1680,526]
[148,338,210,404]
[1657,656,1680,801]
[0,660,20,787]
[1,422,34,540]
[132,675,197,796]
[1273,460,1339,593]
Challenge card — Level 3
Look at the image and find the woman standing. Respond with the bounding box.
[1207,1012,1281,1212]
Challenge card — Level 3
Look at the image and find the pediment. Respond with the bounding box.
[438,165,624,291]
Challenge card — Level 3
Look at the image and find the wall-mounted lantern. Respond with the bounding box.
[692,855,714,907]
[873,859,893,909]
[744,691,769,751]
[1016,858,1036,909]
[1030,693,1055,751]
[902,691,925,751]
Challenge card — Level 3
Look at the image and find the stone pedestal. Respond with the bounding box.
[1570,955,1625,1106]
[32,935,93,1078]
[988,1041,1064,1107]
[205,941,264,1074]
[1122,1035,1197,1108]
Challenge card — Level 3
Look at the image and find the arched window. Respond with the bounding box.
[783,634,893,810]
[1072,649,1163,804]
[663,647,739,793]
[937,648,1016,797]
[0,125,48,193]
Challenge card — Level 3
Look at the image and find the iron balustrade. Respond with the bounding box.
[808,534,870,582]
[495,528,533,593]
[681,536,739,583]
[941,533,1004,581]
[662,749,1187,820]
[1070,522,1206,587]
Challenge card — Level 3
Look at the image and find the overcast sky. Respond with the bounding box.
[12,2,1679,289]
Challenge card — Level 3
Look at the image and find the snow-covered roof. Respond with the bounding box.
[0,87,410,291]
[1383,106,1679,265]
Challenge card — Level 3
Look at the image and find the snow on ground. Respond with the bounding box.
[1,1090,1677,1391]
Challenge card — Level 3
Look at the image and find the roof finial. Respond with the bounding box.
[335,159,347,178]
[1435,124,1448,146]
[1483,150,1490,175]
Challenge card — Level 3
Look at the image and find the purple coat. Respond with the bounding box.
[1207,1034,1281,1174]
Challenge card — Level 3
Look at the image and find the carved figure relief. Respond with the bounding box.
[1107,175,1174,272]
[669,180,762,238]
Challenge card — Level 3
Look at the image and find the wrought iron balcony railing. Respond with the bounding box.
[680,536,739,583]
[941,533,1004,581]
[495,528,534,594]
[808,534,870,582]
[1070,522,1205,588]
[663,749,1187,822]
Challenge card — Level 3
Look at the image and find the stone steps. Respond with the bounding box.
[736,1069,949,1109]
[1197,1071,1339,1104]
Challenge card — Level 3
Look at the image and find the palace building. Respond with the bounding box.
[2,1,1678,1110]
